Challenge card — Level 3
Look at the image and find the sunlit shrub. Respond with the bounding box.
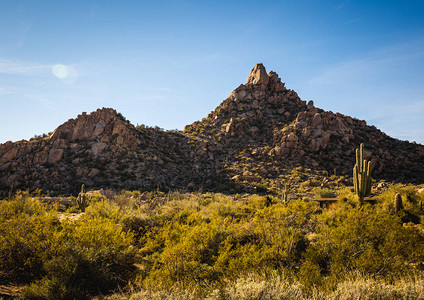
[308,207,424,283]
[313,187,336,199]
[0,197,137,299]
[0,198,59,282]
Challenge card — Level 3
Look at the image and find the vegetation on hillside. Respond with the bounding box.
[0,184,423,299]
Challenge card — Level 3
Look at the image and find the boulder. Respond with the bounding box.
[0,147,18,164]
[311,113,323,128]
[91,142,107,156]
[88,168,100,177]
[48,148,64,164]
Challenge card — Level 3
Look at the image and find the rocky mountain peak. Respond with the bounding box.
[245,63,286,91]
[185,64,424,185]
[246,63,269,85]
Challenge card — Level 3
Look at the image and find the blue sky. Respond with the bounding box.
[1,0,424,144]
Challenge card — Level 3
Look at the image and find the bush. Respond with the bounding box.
[313,187,336,199]
[22,214,137,298]
[0,197,59,282]
[306,207,424,284]
[0,198,137,299]
[2,189,424,299]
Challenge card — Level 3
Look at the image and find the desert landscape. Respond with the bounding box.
[1,64,424,299]
[1,1,424,299]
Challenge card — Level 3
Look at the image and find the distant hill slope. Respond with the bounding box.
[1,64,423,195]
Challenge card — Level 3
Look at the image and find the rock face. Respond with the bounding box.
[1,64,424,195]
[50,108,140,149]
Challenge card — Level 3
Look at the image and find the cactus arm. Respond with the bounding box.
[366,161,371,194]
[356,149,360,171]
[353,167,356,191]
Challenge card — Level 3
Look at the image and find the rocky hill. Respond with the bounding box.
[0,108,218,195]
[185,64,424,188]
[1,64,424,195]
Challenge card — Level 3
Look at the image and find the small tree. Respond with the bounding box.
[353,143,372,206]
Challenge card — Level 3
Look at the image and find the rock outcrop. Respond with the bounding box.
[1,64,424,195]
[50,108,140,149]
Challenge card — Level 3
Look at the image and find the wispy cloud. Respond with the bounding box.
[0,59,51,75]
[333,1,350,10]
[0,86,17,94]
[24,93,53,109]
[0,59,80,85]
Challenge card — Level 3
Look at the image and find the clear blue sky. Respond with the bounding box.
[1,0,424,144]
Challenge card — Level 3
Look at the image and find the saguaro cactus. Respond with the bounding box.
[394,193,403,213]
[76,184,89,212]
[353,143,372,206]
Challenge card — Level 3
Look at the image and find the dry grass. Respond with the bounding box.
[102,273,424,300]
[325,274,424,300]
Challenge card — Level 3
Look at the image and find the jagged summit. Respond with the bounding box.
[246,63,269,85]
[245,63,286,91]
[185,64,304,146]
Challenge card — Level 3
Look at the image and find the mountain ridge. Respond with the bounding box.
[1,64,423,195]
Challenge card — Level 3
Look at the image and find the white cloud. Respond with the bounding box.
[0,86,16,94]
[0,59,51,75]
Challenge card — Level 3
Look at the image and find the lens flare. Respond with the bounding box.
[52,64,69,79]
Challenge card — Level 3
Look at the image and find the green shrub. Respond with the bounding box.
[2,189,424,299]
[313,187,337,199]
[0,198,59,282]
[21,210,137,299]
[308,207,424,283]
[0,197,137,299]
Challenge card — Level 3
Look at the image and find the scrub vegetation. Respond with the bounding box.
[1,184,423,299]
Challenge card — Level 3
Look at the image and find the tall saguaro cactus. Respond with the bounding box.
[353,143,372,206]
[76,184,89,212]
